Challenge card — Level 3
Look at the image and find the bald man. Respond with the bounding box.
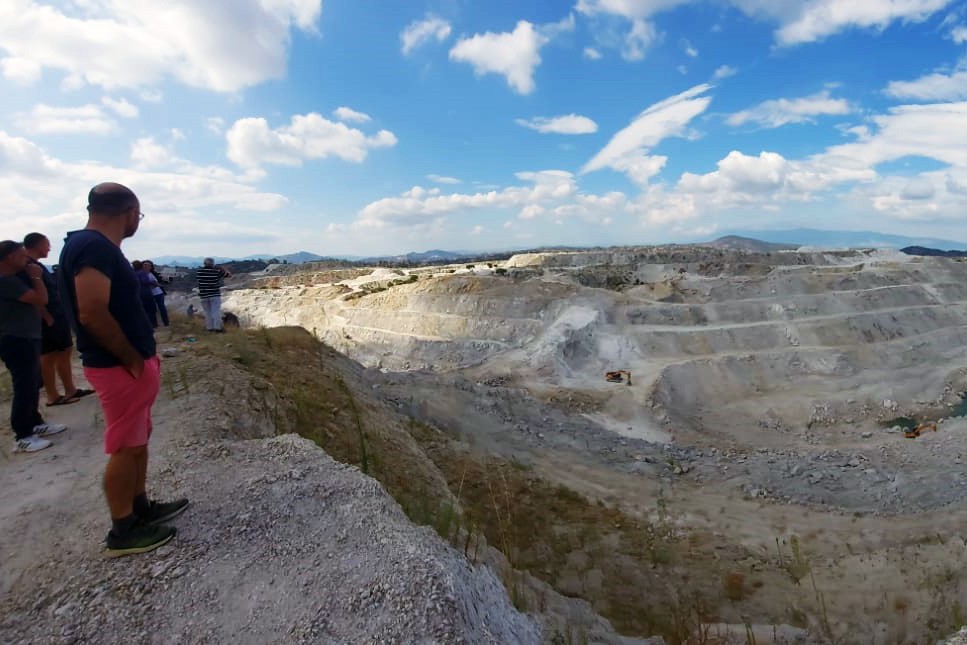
[59,183,188,557]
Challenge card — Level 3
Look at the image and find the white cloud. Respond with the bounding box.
[622,18,658,60]
[14,104,116,135]
[583,47,603,60]
[683,40,698,57]
[226,113,398,169]
[575,0,691,19]
[400,14,452,55]
[333,106,372,123]
[206,117,225,135]
[0,130,289,255]
[449,21,549,95]
[582,84,712,184]
[822,101,967,168]
[515,114,598,134]
[0,56,41,84]
[427,174,463,185]
[729,0,952,45]
[778,0,951,45]
[140,89,163,103]
[885,69,967,101]
[953,25,967,42]
[0,0,323,92]
[131,137,177,169]
[358,170,581,227]
[713,64,737,79]
[102,97,139,119]
[727,90,851,128]
[471,225,484,235]
[170,128,185,141]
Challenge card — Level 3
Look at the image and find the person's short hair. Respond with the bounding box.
[203,257,214,267]
[23,232,48,249]
[87,182,138,216]
[132,260,143,270]
[0,240,24,262]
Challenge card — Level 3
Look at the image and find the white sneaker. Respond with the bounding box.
[14,435,52,453]
[32,423,67,437]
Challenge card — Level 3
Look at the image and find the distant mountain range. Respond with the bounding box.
[715,228,967,251]
[151,229,967,267]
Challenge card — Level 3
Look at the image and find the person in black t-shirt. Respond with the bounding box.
[23,232,93,406]
[59,182,188,557]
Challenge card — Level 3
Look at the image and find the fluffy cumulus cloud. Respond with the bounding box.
[226,113,398,169]
[582,84,712,184]
[14,103,117,135]
[357,170,585,228]
[0,0,322,92]
[130,137,177,169]
[0,130,289,254]
[727,90,852,128]
[333,106,372,123]
[102,97,139,119]
[400,14,452,55]
[583,47,603,59]
[515,114,598,134]
[713,65,737,79]
[449,21,549,94]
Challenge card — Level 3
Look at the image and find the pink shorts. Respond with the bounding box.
[84,356,161,454]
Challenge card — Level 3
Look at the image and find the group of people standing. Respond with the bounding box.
[1,183,188,557]
[132,259,169,328]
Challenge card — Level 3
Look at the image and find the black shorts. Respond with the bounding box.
[41,318,73,354]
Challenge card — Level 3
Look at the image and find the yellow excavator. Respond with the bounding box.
[605,370,632,385]
[905,421,937,439]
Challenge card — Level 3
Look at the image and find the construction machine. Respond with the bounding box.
[605,370,632,385]
[904,421,937,439]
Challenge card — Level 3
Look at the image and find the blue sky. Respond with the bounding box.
[2,0,967,259]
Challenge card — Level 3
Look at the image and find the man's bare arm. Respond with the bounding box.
[17,262,48,306]
[75,266,144,378]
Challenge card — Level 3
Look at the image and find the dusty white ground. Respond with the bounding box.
[224,246,967,642]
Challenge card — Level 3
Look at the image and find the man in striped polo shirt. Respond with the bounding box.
[195,258,231,332]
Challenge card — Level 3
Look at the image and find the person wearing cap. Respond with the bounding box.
[58,182,188,557]
[0,240,69,453]
[195,257,231,332]
[23,232,94,406]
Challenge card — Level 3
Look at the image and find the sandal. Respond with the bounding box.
[68,388,95,398]
[46,395,80,407]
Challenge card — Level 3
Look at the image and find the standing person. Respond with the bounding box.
[59,183,188,557]
[0,241,68,453]
[141,261,169,327]
[141,260,170,327]
[23,232,94,406]
[195,258,231,332]
[132,260,158,328]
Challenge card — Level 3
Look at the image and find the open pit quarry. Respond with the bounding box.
[219,246,967,643]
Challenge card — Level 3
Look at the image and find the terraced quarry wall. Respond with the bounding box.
[224,247,967,641]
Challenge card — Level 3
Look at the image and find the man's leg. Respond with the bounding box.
[211,296,223,331]
[104,445,143,519]
[200,298,215,330]
[1,337,46,443]
[40,351,61,404]
[56,348,78,395]
[155,294,170,327]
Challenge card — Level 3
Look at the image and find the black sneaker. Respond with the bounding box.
[139,498,190,526]
[105,523,176,558]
